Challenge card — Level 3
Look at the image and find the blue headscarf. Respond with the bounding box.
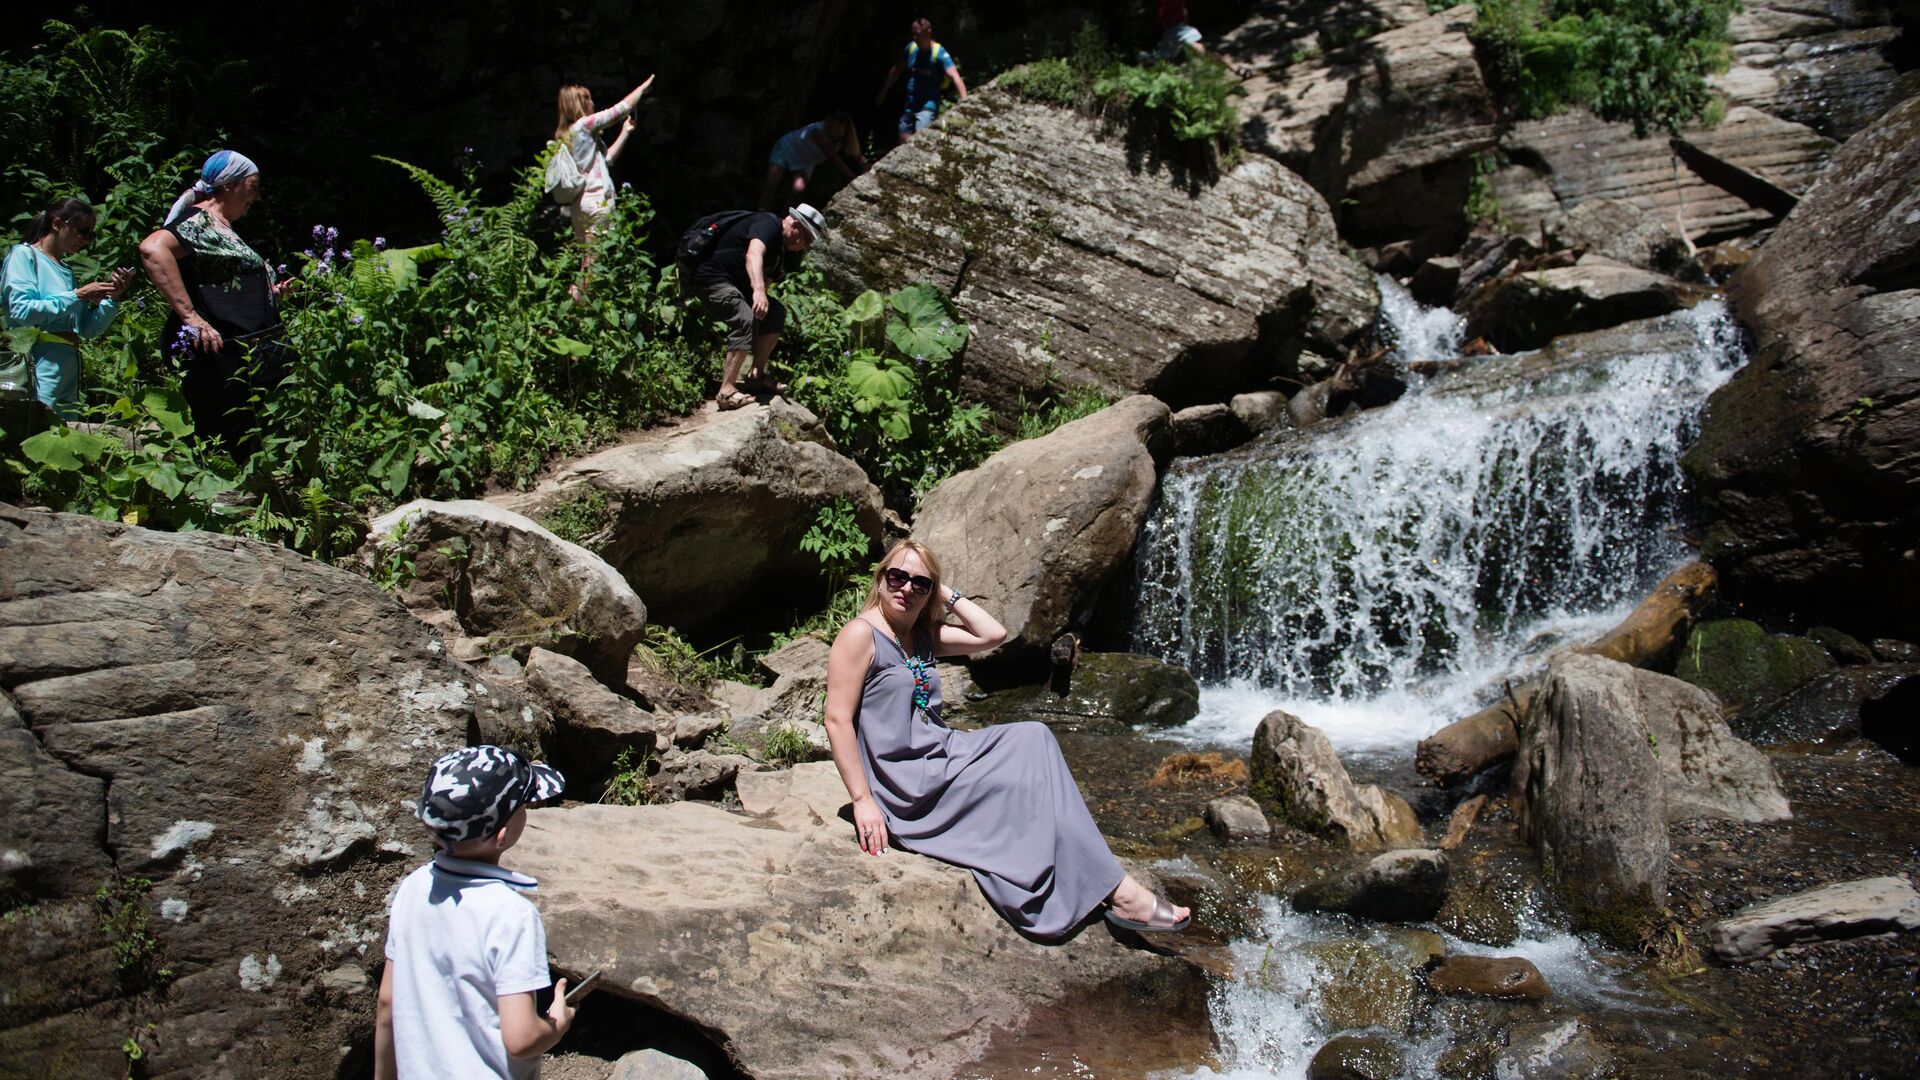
[164,150,260,226]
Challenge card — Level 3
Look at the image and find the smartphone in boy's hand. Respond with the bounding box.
[564,969,602,1006]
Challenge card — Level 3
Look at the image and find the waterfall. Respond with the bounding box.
[1130,296,1744,753]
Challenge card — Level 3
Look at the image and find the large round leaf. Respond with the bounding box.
[846,353,917,405]
[885,284,967,364]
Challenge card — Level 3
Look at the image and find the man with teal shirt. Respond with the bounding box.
[4,197,132,418]
[876,17,969,143]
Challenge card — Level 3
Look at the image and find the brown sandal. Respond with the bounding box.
[716,389,756,411]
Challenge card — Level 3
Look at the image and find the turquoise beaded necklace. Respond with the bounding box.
[890,627,934,713]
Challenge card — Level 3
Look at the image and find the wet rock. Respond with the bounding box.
[1206,795,1271,844]
[913,397,1170,661]
[611,1048,708,1080]
[1294,849,1450,923]
[1707,875,1920,963]
[363,498,648,686]
[1682,97,1920,640]
[1458,254,1713,353]
[1439,794,1487,851]
[969,651,1200,730]
[1417,695,1524,787]
[1308,1032,1406,1080]
[1673,618,1833,715]
[1545,198,1704,281]
[1809,626,1875,665]
[492,400,882,638]
[1309,940,1417,1035]
[1494,1019,1609,1079]
[522,648,675,795]
[1578,560,1717,670]
[1433,851,1530,947]
[1490,106,1834,245]
[1289,381,1336,428]
[1872,638,1920,663]
[1713,2,1909,139]
[1409,256,1463,306]
[1172,403,1254,457]
[1228,4,1498,258]
[1252,711,1422,849]
[0,503,547,1076]
[1426,955,1551,1000]
[1231,390,1293,435]
[815,90,1376,416]
[1736,664,1920,746]
[515,763,1198,1080]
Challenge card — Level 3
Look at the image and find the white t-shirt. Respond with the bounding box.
[385,853,552,1079]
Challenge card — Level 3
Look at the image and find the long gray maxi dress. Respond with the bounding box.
[855,621,1127,939]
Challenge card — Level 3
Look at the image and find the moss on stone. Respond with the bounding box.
[1675,618,1834,712]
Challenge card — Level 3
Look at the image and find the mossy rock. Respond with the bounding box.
[1305,940,1416,1035]
[1673,618,1832,714]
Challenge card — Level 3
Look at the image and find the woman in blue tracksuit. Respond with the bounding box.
[4,197,131,418]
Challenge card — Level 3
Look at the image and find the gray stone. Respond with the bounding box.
[1494,1019,1608,1080]
[1459,255,1713,354]
[912,397,1171,660]
[647,749,756,804]
[1252,710,1422,850]
[493,400,881,638]
[514,763,1200,1080]
[1294,849,1450,923]
[1683,97,1920,639]
[611,1048,709,1080]
[1808,626,1875,665]
[1171,403,1254,457]
[0,504,547,1077]
[1230,390,1292,435]
[1713,3,1908,139]
[1229,4,1498,257]
[1738,664,1920,746]
[1873,639,1920,664]
[1707,876,1920,963]
[364,498,648,686]
[522,648,674,794]
[815,91,1375,416]
[1546,198,1703,281]
[1288,381,1336,428]
[1205,795,1271,844]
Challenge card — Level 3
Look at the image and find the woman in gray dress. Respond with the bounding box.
[822,539,1191,939]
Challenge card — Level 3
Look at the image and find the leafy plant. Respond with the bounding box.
[1016,382,1111,442]
[760,724,813,766]
[94,874,171,990]
[633,625,752,688]
[1463,150,1508,228]
[538,485,612,548]
[17,385,236,528]
[799,497,872,585]
[599,747,653,806]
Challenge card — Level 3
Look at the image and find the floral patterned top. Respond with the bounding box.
[165,207,279,341]
[565,100,635,222]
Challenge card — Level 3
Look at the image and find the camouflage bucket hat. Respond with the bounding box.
[417,745,565,845]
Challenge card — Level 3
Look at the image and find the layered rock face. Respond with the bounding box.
[513,763,1200,1080]
[913,395,1171,662]
[1712,0,1915,139]
[0,505,548,1077]
[1228,4,1499,255]
[814,90,1377,416]
[494,400,882,638]
[1683,96,1920,639]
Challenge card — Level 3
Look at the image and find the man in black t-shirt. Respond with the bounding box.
[693,203,824,409]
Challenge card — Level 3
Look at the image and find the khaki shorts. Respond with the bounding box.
[696,277,786,351]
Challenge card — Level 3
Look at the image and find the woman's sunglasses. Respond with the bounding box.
[883,567,934,595]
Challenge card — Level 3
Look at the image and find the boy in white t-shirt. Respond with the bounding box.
[375,746,573,1079]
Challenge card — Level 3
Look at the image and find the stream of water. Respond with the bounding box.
[1125,280,1747,1078]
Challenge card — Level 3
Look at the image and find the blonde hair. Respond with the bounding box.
[554,84,594,144]
[863,539,947,642]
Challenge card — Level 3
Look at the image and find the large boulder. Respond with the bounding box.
[511,763,1200,1080]
[1515,654,1789,941]
[1739,664,1920,746]
[521,647,676,797]
[1459,255,1713,353]
[913,396,1171,661]
[0,504,548,1076]
[1490,106,1835,245]
[1682,97,1920,640]
[493,400,882,638]
[1544,198,1705,281]
[1293,849,1450,922]
[364,498,647,685]
[967,652,1201,731]
[1227,4,1499,256]
[813,90,1376,416]
[1250,710,1422,850]
[1712,1,1912,140]
[1672,618,1833,715]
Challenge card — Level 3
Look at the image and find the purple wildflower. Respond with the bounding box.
[373,237,387,251]
[324,226,339,245]
[350,314,364,326]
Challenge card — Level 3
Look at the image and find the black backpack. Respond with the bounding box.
[675,211,759,276]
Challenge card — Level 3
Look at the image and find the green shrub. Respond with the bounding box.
[599,747,652,806]
[1016,382,1111,442]
[1470,0,1737,136]
[538,484,612,548]
[760,724,814,765]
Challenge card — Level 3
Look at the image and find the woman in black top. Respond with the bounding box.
[139,150,294,452]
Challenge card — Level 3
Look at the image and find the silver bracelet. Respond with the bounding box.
[948,588,966,606]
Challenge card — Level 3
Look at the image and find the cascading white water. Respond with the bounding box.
[1373,274,1466,366]
[1131,293,1745,755]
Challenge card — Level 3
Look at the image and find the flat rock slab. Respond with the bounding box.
[816,89,1376,415]
[1707,876,1920,963]
[512,763,1198,1080]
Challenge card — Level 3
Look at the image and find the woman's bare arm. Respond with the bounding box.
[823,618,890,854]
[932,591,1006,656]
[139,227,223,352]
